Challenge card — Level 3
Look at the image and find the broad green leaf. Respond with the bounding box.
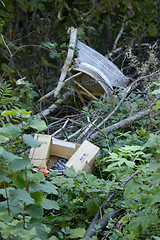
[151,89,160,95]
[29,181,58,195]
[148,162,160,172]
[10,201,26,216]
[1,109,18,116]
[0,124,21,137]
[19,109,32,118]
[40,181,58,194]
[123,159,135,168]
[86,199,100,217]
[9,189,34,205]
[27,204,44,217]
[150,194,160,205]
[0,148,20,163]
[0,135,9,143]
[0,169,7,182]
[64,167,77,177]
[12,173,26,189]
[23,134,46,147]
[27,218,50,240]
[0,146,3,154]
[0,187,15,198]
[24,119,47,131]
[0,201,7,212]
[8,157,32,171]
[30,171,44,182]
[60,43,67,48]
[48,236,59,240]
[152,237,160,240]
[120,145,143,152]
[30,191,43,205]
[144,133,160,153]
[107,158,135,169]
[50,51,56,58]
[1,109,31,118]
[154,100,160,110]
[0,212,13,224]
[69,228,86,238]
[41,197,59,210]
[148,27,158,36]
[124,181,140,199]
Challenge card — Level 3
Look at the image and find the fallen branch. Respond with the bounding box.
[86,72,158,140]
[88,108,151,140]
[83,169,140,238]
[77,118,98,142]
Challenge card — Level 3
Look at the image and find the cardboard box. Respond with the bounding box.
[29,134,100,173]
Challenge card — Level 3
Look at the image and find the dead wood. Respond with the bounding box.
[88,108,152,141]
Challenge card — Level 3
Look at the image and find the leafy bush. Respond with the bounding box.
[0,109,59,240]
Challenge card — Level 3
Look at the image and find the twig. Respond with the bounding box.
[35,91,72,119]
[74,80,99,101]
[112,16,126,51]
[64,128,82,141]
[38,72,82,102]
[1,34,22,80]
[52,119,69,137]
[1,34,13,57]
[77,118,98,142]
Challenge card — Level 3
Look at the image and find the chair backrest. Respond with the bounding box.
[54,27,128,97]
[73,40,127,88]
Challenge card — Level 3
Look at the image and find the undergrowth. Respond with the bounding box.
[0,42,159,240]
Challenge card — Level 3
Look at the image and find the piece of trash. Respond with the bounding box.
[40,169,50,175]
[51,157,67,171]
[29,134,100,174]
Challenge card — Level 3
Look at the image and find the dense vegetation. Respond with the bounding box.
[0,0,160,239]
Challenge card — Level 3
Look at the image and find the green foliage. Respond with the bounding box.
[42,41,67,60]
[0,105,160,239]
[50,169,110,230]
[100,137,160,239]
[0,82,21,124]
[151,81,160,110]
[0,1,159,239]
[0,109,59,240]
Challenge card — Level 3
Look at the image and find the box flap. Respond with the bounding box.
[65,140,100,172]
[29,134,51,167]
[50,138,80,159]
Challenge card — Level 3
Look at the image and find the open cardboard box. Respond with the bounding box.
[29,134,100,173]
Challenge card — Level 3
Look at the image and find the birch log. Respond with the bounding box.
[54,27,77,97]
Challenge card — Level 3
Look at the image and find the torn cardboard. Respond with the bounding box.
[29,134,100,173]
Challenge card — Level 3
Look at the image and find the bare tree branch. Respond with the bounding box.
[86,78,142,139]
[112,15,126,51]
[88,108,152,140]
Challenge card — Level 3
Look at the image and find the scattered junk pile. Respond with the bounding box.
[31,27,128,174]
[29,134,100,175]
